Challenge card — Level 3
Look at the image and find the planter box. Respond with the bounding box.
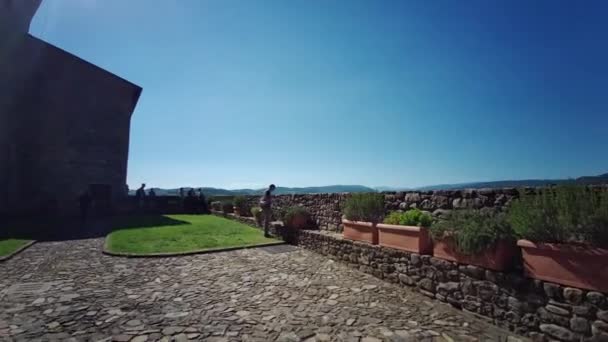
[342,219,378,245]
[433,238,517,271]
[518,240,608,292]
[377,223,432,254]
[285,215,308,229]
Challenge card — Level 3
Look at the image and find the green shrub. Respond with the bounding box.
[384,209,432,227]
[343,193,385,224]
[431,210,514,255]
[251,207,263,225]
[210,201,222,212]
[251,206,262,217]
[508,185,608,246]
[283,206,311,228]
[233,196,248,213]
[221,201,233,214]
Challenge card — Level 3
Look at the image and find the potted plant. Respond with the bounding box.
[251,207,263,226]
[210,200,222,212]
[342,193,385,244]
[431,210,517,271]
[510,185,608,292]
[221,201,234,214]
[233,196,247,216]
[377,209,433,254]
[283,206,311,229]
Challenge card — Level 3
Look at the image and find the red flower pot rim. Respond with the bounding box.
[377,223,428,232]
[517,239,608,254]
[342,219,376,227]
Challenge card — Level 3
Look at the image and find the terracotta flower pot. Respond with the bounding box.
[287,215,308,229]
[377,223,432,254]
[517,240,608,292]
[433,237,518,271]
[342,219,378,245]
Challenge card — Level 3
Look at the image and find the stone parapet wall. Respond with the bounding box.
[213,211,608,341]
[243,193,347,231]
[241,186,608,232]
[290,229,608,342]
[241,188,523,232]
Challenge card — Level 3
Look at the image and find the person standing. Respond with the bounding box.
[259,184,276,237]
[198,188,208,214]
[135,183,146,212]
[148,188,156,213]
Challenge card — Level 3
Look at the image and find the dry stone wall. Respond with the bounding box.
[294,228,608,342]
[214,212,608,342]
[243,188,521,232]
[244,186,608,232]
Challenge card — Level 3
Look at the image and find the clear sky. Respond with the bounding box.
[31,0,608,189]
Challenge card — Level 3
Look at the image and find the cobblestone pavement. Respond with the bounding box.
[0,238,527,342]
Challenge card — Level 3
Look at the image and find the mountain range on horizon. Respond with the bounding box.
[132,172,608,196]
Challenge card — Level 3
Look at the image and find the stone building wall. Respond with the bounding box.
[0,0,41,34]
[0,34,141,216]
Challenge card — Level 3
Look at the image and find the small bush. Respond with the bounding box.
[431,210,514,255]
[508,185,608,246]
[221,201,233,214]
[233,196,246,207]
[283,206,311,229]
[384,209,432,227]
[251,207,263,220]
[343,193,385,224]
[210,201,222,212]
[233,196,248,214]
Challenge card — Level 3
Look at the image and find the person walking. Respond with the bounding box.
[259,184,276,237]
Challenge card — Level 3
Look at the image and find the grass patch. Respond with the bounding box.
[106,215,279,254]
[0,239,32,257]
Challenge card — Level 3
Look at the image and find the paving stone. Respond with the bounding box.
[0,235,527,342]
[173,333,189,342]
[131,335,148,342]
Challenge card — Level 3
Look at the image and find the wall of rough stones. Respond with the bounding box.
[293,229,608,342]
[214,212,608,342]
[242,188,521,232]
[243,186,608,232]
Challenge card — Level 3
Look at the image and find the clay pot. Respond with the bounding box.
[288,214,308,229]
[433,237,518,271]
[518,239,608,292]
[342,219,378,245]
[377,223,432,254]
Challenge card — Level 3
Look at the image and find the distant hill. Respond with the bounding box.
[130,173,608,196]
[131,185,376,196]
[379,172,608,191]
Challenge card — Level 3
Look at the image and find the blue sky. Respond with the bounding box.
[31,0,608,189]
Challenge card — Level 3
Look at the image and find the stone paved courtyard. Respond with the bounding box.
[0,237,527,342]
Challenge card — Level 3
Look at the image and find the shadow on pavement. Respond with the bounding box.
[0,215,190,242]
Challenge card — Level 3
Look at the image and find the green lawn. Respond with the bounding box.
[0,239,32,257]
[106,215,279,254]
